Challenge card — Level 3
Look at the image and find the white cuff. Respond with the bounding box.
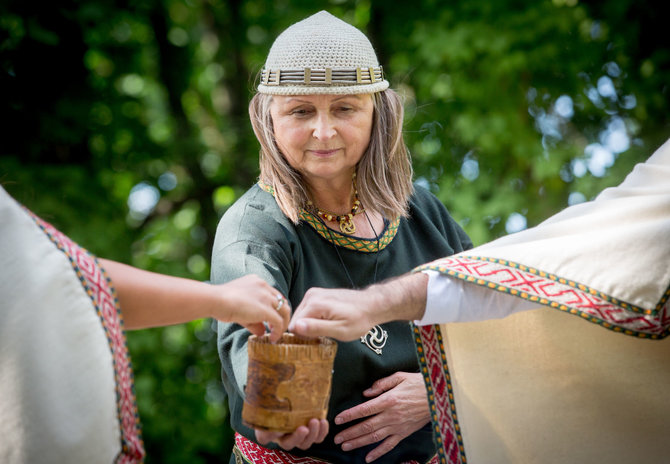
[414,270,538,325]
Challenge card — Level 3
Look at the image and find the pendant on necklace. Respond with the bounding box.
[339,214,356,234]
[360,325,388,355]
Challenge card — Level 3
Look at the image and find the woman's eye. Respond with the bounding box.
[290,108,311,116]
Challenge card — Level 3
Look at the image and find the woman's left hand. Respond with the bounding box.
[255,418,329,451]
[332,372,430,462]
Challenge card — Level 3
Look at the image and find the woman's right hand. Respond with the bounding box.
[213,274,290,342]
[255,418,329,450]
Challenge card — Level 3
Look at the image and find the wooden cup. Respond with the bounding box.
[242,333,338,433]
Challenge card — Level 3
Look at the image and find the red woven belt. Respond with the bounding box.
[233,433,438,464]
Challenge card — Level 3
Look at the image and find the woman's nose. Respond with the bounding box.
[312,114,337,140]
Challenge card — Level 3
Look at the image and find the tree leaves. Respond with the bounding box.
[1,0,667,461]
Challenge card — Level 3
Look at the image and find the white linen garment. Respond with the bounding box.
[0,187,143,464]
[411,138,670,464]
[418,137,670,332]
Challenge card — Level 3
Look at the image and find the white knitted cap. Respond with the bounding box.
[258,11,389,95]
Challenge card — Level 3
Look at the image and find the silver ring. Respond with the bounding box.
[275,294,284,312]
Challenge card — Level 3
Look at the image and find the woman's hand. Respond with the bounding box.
[332,372,430,462]
[255,418,329,450]
[214,274,290,342]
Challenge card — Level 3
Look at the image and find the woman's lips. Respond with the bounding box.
[310,149,340,156]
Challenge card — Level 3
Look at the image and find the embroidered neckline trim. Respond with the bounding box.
[258,181,399,253]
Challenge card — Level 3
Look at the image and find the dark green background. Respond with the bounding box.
[1,0,668,461]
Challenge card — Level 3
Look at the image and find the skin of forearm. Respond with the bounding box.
[99,258,219,330]
[367,272,428,325]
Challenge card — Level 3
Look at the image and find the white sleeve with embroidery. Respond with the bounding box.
[415,270,537,325]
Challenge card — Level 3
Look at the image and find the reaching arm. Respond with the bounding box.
[289,272,428,341]
[99,259,289,341]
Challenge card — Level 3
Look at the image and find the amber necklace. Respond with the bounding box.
[307,175,364,235]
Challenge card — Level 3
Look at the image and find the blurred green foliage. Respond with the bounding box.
[1,0,668,461]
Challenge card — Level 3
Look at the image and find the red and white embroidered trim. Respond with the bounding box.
[414,325,465,464]
[30,214,145,463]
[234,433,330,463]
[412,255,670,464]
[417,256,670,339]
[234,433,440,464]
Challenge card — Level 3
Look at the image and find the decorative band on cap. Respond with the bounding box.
[261,66,384,86]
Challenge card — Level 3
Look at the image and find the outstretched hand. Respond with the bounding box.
[101,260,291,335]
[288,287,379,341]
[214,274,290,342]
[289,273,429,341]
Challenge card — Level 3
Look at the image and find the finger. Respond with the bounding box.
[266,323,283,343]
[365,435,402,463]
[338,423,393,451]
[266,296,291,341]
[290,318,352,341]
[364,372,404,397]
[255,428,284,446]
[266,306,290,342]
[334,415,385,446]
[334,396,384,425]
[244,322,267,337]
[296,419,320,450]
[316,419,329,443]
[287,318,309,336]
[275,425,309,450]
[280,297,292,327]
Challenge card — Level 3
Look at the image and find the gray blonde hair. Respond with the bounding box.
[248,88,413,224]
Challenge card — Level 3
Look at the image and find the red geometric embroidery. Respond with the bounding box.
[414,325,466,464]
[417,256,670,339]
[411,255,670,464]
[234,433,440,464]
[234,433,330,463]
[29,213,145,463]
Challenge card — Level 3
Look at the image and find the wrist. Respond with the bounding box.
[403,272,428,320]
[364,284,390,327]
[372,272,427,323]
[203,281,225,321]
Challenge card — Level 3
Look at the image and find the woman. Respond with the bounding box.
[212,11,472,464]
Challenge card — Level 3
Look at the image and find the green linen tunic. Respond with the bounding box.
[212,183,472,464]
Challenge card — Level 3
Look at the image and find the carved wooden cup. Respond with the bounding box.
[242,333,338,433]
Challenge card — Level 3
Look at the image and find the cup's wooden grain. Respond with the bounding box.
[242,333,337,433]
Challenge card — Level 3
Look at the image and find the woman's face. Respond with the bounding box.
[269,94,374,184]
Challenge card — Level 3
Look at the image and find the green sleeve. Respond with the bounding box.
[210,188,295,441]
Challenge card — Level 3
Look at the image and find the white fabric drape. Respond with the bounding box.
[418,137,670,334]
[0,187,143,463]
[412,138,670,464]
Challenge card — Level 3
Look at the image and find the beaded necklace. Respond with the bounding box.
[307,175,364,235]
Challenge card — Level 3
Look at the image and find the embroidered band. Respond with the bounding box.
[261,66,384,86]
[234,433,330,463]
[416,255,670,339]
[233,432,440,464]
[29,212,145,463]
